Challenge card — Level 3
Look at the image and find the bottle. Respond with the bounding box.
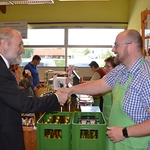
[44,121,48,124]
[80,130,86,139]
[58,103,63,112]
[86,117,91,124]
[65,97,74,112]
[57,130,62,139]
[49,130,53,138]
[47,129,52,139]
[91,130,97,139]
[86,130,91,139]
[95,117,100,124]
[52,129,57,139]
[54,116,60,124]
[44,129,48,138]
[47,116,52,124]
[64,116,70,124]
[68,97,73,112]
[74,97,81,112]
[77,116,82,124]
[44,129,52,138]
[58,97,69,111]
[49,116,53,123]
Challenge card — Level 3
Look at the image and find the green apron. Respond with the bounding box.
[93,97,100,106]
[102,91,112,124]
[107,65,150,150]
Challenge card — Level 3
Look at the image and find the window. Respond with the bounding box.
[67,47,114,67]
[68,29,122,45]
[22,28,124,67]
[23,29,64,45]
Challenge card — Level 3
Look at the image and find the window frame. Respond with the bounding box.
[22,27,125,67]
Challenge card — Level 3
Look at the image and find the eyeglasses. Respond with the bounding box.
[112,42,131,48]
[104,65,112,68]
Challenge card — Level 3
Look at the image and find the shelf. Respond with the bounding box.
[141,9,150,56]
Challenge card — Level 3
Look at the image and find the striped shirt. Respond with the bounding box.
[104,56,150,124]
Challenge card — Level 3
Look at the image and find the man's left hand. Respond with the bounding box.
[106,126,125,143]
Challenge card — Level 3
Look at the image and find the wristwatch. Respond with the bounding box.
[122,127,129,138]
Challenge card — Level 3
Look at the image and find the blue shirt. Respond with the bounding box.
[104,56,150,124]
[24,63,40,89]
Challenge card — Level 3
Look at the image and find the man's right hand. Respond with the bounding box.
[59,87,72,95]
[55,89,69,105]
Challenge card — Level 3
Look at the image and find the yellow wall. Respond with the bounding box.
[1,0,150,31]
[127,0,150,31]
[0,0,129,28]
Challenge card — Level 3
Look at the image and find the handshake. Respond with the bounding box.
[55,87,72,106]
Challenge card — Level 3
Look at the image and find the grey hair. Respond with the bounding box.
[0,27,21,44]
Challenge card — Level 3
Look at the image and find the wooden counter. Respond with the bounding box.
[23,126,37,150]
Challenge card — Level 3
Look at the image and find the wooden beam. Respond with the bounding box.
[0,5,6,14]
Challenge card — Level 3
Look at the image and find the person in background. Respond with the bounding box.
[89,61,106,80]
[19,70,34,97]
[0,27,68,150]
[24,55,42,90]
[60,29,150,150]
[102,56,120,124]
[89,61,106,111]
[9,64,21,84]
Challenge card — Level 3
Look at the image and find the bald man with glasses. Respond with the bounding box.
[60,29,150,150]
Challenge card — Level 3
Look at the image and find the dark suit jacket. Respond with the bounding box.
[0,56,59,150]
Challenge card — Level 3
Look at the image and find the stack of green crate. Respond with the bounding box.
[37,112,72,150]
[72,112,106,150]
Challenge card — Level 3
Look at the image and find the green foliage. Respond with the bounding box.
[21,48,33,58]
[55,59,65,67]
[101,50,115,59]
[83,48,90,55]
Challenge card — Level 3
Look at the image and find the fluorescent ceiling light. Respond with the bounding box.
[0,0,54,5]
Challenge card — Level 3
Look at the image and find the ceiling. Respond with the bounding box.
[0,0,110,5]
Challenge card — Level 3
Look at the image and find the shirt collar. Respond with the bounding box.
[29,62,36,68]
[121,56,143,75]
[0,54,10,68]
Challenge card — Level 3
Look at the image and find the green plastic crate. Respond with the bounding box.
[72,112,106,150]
[37,112,72,150]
